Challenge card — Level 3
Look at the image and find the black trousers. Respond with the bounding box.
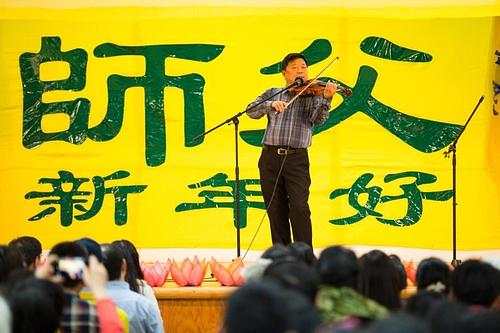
[258,146,312,246]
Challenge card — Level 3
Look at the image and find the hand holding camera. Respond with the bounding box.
[54,257,86,281]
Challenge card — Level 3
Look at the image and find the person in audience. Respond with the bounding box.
[9,236,42,272]
[428,300,500,333]
[73,239,130,332]
[112,240,160,312]
[7,276,64,333]
[263,257,319,302]
[416,257,451,294]
[482,257,500,310]
[315,246,388,329]
[261,243,294,260]
[459,310,500,333]
[427,300,468,333]
[389,254,407,293]
[33,247,125,333]
[0,295,11,333]
[358,250,402,310]
[0,244,24,283]
[288,241,317,267]
[361,313,430,333]
[76,237,104,262]
[242,244,293,283]
[102,243,164,333]
[223,281,292,333]
[280,288,322,333]
[451,259,500,310]
[49,241,101,332]
[405,290,446,318]
[83,255,125,333]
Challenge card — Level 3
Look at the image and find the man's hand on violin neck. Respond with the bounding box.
[272,101,287,113]
[323,81,337,98]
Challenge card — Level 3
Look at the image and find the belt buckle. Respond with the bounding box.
[277,148,288,155]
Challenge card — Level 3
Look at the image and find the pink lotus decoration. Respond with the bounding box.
[141,260,171,287]
[170,256,207,287]
[210,257,245,286]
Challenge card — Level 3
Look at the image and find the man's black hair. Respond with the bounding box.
[281,53,308,71]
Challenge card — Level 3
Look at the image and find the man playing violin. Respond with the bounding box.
[246,53,336,247]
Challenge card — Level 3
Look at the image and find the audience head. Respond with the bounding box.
[288,242,317,267]
[317,245,359,289]
[7,277,64,333]
[0,245,24,283]
[112,239,143,292]
[427,300,467,333]
[102,243,126,281]
[405,290,446,318]
[389,254,408,291]
[8,236,42,271]
[224,281,290,333]
[263,257,319,302]
[451,259,500,308]
[49,241,88,289]
[416,257,451,293]
[359,250,401,310]
[261,244,293,261]
[75,237,103,262]
[280,288,321,333]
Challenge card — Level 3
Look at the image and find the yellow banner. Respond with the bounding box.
[0,5,499,251]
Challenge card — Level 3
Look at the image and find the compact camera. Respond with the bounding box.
[54,257,86,281]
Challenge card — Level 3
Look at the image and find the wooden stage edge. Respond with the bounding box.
[154,283,236,333]
[153,283,417,333]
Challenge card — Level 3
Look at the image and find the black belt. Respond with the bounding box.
[263,144,307,155]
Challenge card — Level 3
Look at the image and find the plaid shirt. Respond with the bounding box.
[60,292,99,333]
[246,88,331,148]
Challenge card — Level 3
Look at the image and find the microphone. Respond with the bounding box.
[289,77,304,88]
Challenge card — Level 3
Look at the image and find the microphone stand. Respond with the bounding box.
[193,80,301,258]
[443,95,484,267]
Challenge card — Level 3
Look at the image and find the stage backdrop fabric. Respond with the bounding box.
[1,1,499,250]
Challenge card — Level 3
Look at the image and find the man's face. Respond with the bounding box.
[282,58,308,85]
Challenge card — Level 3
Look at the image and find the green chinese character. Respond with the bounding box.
[93,42,224,166]
[25,171,91,227]
[377,171,452,226]
[175,173,265,228]
[329,171,452,226]
[25,170,146,226]
[20,37,225,167]
[240,38,463,153]
[20,37,90,149]
[329,173,382,225]
[74,170,147,225]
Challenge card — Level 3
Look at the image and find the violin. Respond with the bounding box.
[290,79,352,96]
